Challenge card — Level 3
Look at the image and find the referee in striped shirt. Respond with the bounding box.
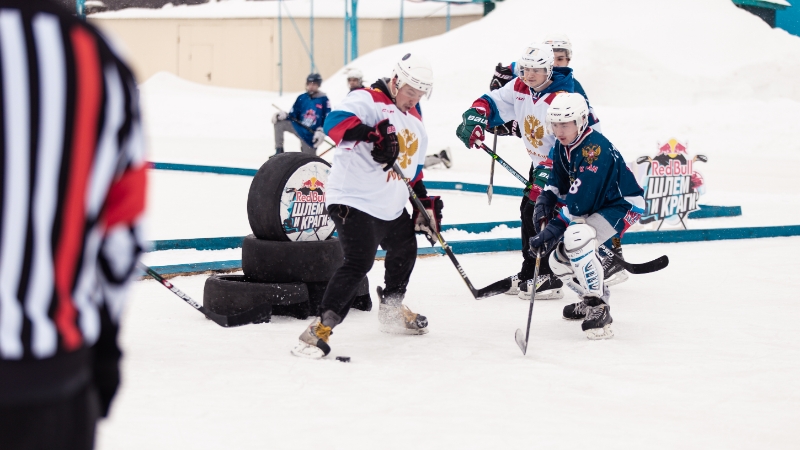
[0,1,147,448]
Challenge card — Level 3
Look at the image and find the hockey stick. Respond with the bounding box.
[392,163,511,299]
[515,248,541,355]
[487,132,498,205]
[478,143,532,189]
[139,263,269,327]
[610,253,669,275]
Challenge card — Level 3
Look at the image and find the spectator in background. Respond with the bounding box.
[272,73,331,155]
[346,67,364,91]
[0,1,147,449]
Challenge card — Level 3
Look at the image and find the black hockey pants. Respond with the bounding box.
[321,204,417,322]
[520,196,553,280]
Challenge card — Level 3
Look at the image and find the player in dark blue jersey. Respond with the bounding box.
[272,73,331,155]
[528,93,645,339]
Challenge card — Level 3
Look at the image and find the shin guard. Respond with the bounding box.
[563,224,604,299]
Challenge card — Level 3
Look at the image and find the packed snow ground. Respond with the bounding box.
[99,239,800,449]
[100,0,800,447]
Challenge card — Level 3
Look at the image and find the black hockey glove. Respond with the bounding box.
[489,63,514,91]
[413,196,444,242]
[368,119,400,171]
[529,219,567,256]
[533,190,558,234]
[486,121,521,138]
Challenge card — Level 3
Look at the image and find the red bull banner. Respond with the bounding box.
[631,138,708,229]
[280,162,335,241]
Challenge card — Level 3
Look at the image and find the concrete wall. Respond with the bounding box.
[90,15,479,91]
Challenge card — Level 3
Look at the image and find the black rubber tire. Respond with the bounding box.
[203,275,308,324]
[247,152,334,241]
[306,277,371,316]
[272,278,370,320]
[241,234,343,283]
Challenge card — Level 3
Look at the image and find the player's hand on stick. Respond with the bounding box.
[533,190,558,233]
[272,111,287,124]
[529,220,567,255]
[368,119,400,171]
[456,107,488,149]
[413,196,444,240]
[312,128,326,148]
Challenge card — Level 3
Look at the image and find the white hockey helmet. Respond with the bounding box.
[346,67,363,81]
[391,53,434,99]
[546,93,589,137]
[543,34,573,59]
[518,43,555,87]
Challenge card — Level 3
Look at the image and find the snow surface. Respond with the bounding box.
[91,0,484,20]
[100,239,800,449]
[102,0,800,447]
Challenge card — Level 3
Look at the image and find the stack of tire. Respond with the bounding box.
[202,153,371,324]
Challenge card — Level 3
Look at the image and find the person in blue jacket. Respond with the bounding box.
[272,73,331,154]
[529,93,645,340]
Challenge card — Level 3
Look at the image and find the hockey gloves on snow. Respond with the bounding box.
[413,196,444,241]
[312,128,326,148]
[529,219,567,255]
[456,107,488,149]
[368,119,400,171]
[533,190,559,234]
[490,63,514,91]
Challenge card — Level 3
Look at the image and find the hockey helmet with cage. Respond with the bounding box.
[546,93,589,138]
[518,43,554,89]
[543,34,573,59]
[391,53,434,99]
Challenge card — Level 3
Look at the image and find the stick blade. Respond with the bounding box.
[616,254,669,275]
[474,278,512,299]
[487,186,493,205]
[514,328,528,355]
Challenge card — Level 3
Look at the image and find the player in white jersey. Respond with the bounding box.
[292,54,442,359]
[457,43,577,303]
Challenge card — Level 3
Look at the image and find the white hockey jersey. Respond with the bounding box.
[323,88,428,221]
[474,67,576,168]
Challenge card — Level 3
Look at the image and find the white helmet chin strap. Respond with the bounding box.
[567,120,589,147]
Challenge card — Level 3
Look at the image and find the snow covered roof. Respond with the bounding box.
[90,0,485,20]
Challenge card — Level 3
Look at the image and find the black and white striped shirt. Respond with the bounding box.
[0,0,146,401]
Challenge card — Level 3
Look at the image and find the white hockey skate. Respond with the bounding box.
[377,287,428,335]
[291,318,332,359]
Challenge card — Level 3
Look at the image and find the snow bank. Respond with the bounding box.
[91,0,484,20]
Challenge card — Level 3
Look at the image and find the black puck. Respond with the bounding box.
[335,356,351,363]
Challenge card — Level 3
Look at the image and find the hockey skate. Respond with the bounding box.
[504,274,525,295]
[562,300,588,320]
[291,317,332,359]
[600,242,628,287]
[518,274,564,301]
[377,287,428,335]
[582,298,614,340]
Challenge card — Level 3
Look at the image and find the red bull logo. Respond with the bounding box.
[657,138,687,157]
[302,177,325,191]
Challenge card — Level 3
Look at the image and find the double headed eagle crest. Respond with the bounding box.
[396,129,419,169]
[582,144,601,164]
[524,115,545,148]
